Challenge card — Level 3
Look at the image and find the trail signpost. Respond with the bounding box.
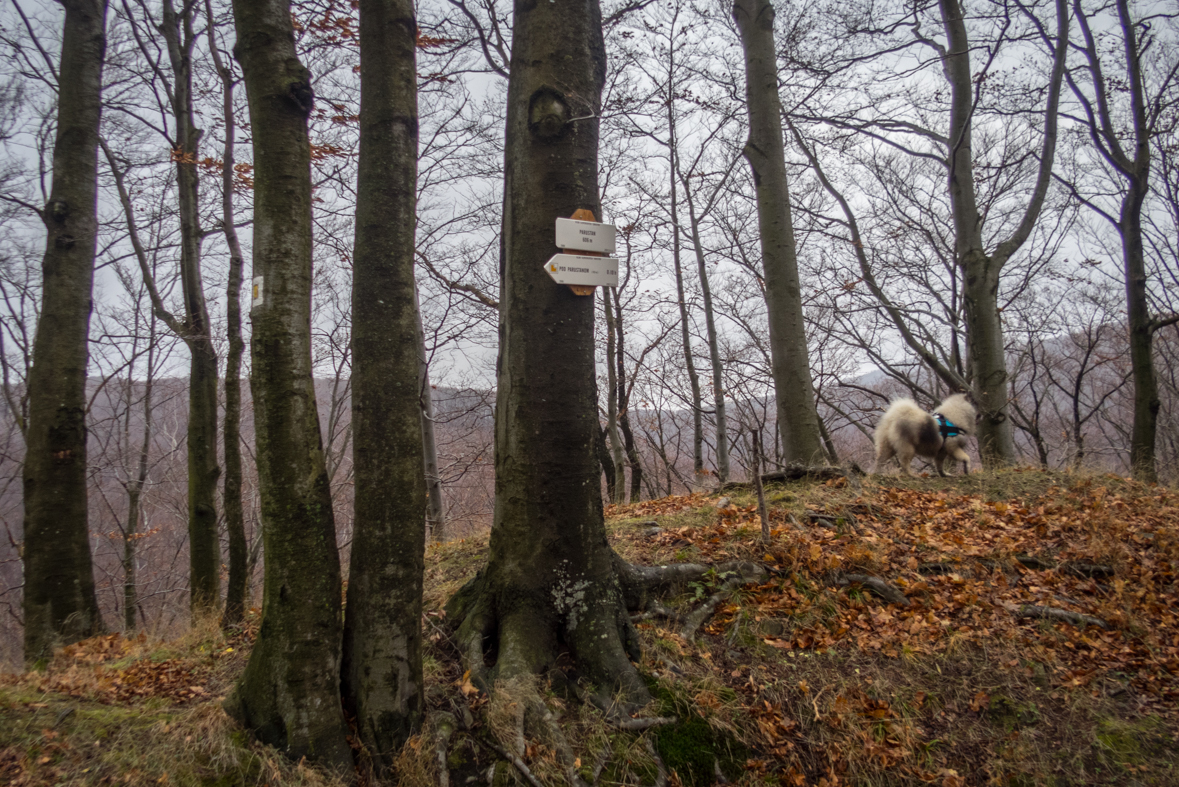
[546,209,619,295]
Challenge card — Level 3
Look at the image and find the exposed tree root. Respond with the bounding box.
[616,558,766,611]
[1000,601,1110,629]
[835,573,911,607]
[590,743,612,786]
[471,732,545,787]
[610,715,677,730]
[429,711,456,787]
[646,737,669,787]
[682,575,750,641]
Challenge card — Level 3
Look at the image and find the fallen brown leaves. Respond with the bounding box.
[1,633,221,706]
[610,474,1179,783]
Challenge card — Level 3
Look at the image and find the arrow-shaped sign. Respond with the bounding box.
[543,254,619,287]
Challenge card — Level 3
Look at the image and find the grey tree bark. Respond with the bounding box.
[224,0,351,769]
[682,177,730,483]
[22,0,108,667]
[205,0,248,628]
[160,0,220,616]
[732,0,827,466]
[446,0,651,708]
[417,285,447,541]
[1059,0,1165,481]
[936,0,1067,466]
[340,0,427,773]
[604,287,627,502]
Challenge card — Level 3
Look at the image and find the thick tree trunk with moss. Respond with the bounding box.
[340,0,426,774]
[733,0,827,467]
[22,0,108,667]
[224,0,351,769]
[446,0,650,708]
[161,0,220,615]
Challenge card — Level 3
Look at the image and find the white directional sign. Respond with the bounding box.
[544,254,619,287]
[555,217,616,254]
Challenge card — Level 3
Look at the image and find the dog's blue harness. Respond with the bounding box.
[934,413,962,439]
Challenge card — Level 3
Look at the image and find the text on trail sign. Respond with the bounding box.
[544,254,619,287]
[555,217,616,254]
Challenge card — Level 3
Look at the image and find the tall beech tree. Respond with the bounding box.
[732,0,827,466]
[1049,0,1178,481]
[162,0,220,615]
[205,0,248,628]
[933,0,1067,466]
[22,0,108,666]
[117,0,221,614]
[445,0,652,707]
[340,0,427,772]
[224,0,351,769]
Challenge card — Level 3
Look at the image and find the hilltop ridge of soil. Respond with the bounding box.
[3,470,1179,785]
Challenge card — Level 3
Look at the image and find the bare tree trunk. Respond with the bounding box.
[123,316,156,632]
[938,0,1066,466]
[683,185,729,482]
[667,99,704,483]
[446,0,650,707]
[22,0,108,667]
[733,0,827,466]
[417,288,446,541]
[206,0,248,628]
[225,0,351,769]
[340,0,427,772]
[161,0,220,614]
[604,287,627,502]
[611,289,643,502]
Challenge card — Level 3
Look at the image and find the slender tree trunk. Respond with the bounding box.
[207,0,248,628]
[1122,186,1157,480]
[22,0,108,667]
[683,187,729,482]
[612,286,642,501]
[597,425,617,501]
[670,185,704,482]
[751,429,769,542]
[124,321,156,632]
[733,0,827,466]
[446,0,650,706]
[604,288,626,502]
[340,0,427,771]
[161,0,220,614]
[938,0,1065,466]
[417,287,446,540]
[225,0,351,768]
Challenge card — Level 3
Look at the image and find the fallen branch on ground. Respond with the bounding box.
[719,464,850,491]
[836,573,910,607]
[1000,601,1110,629]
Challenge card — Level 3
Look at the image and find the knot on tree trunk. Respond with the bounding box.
[528,87,570,140]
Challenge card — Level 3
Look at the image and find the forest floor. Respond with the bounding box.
[3,469,1179,786]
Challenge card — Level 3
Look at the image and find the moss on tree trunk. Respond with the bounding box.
[225,0,350,770]
[445,0,650,708]
[340,0,427,775]
[22,0,108,667]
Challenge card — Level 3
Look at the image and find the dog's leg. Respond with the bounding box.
[948,445,971,475]
[896,446,915,476]
[874,442,895,475]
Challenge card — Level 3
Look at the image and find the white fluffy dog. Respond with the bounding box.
[873,394,977,476]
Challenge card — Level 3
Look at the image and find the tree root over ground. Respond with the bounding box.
[437,554,767,786]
